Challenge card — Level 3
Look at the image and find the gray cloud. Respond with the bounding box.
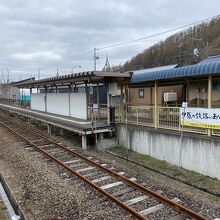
[0,0,219,81]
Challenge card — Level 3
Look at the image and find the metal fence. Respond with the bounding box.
[126,105,154,126]
[212,129,220,136]
[87,105,111,131]
[116,104,217,137]
[115,106,123,123]
[0,98,30,109]
[158,107,208,134]
[90,107,108,123]
[158,107,179,129]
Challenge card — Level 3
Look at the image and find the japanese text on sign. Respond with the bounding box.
[180,107,220,129]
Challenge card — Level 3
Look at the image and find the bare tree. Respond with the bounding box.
[0,70,11,99]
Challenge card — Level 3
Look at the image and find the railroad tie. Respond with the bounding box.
[92,172,125,183]
[112,187,135,197]
[125,195,149,205]
[169,214,185,220]
[76,166,96,172]
[139,197,180,216]
[64,159,81,164]
[125,189,162,206]
[38,144,52,148]
[24,146,34,150]
[92,176,111,183]
[101,163,108,167]
[69,163,83,168]
[101,177,137,190]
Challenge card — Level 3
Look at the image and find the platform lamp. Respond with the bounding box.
[72,66,81,74]
[190,37,209,59]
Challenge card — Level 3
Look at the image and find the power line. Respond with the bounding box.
[97,14,219,50]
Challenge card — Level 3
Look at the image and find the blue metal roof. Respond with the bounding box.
[132,64,178,75]
[131,59,220,83]
[199,55,220,64]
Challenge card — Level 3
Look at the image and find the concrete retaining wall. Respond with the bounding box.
[116,124,220,179]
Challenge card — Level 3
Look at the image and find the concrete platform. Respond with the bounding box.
[0,104,114,135]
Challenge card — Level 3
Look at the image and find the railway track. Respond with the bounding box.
[0,114,210,220]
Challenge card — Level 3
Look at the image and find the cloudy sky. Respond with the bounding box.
[0,0,219,81]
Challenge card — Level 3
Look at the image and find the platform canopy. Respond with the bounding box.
[131,56,220,84]
[13,71,131,88]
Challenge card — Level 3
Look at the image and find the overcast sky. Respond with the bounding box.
[0,0,219,81]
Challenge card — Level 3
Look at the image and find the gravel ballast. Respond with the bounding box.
[0,115,220,219]
[0,126,131,220]
[54,134,220,219]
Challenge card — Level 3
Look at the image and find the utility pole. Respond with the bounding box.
[6,68,10,83]
[38,68,40,80]
[206,42,209,58]
[94,48,99,71]
[177,43,183,65]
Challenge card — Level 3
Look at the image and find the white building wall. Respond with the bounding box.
[70,93,87,119]
[47,93,69,116]
[30,92,88,119]
[31,94,45,111]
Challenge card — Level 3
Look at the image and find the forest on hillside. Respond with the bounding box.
[114,16,220,71]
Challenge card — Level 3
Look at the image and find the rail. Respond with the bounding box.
[0,114,208,220]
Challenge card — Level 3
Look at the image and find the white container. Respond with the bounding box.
[164,92,177,102]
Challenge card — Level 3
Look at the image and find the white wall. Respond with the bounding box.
[30,92,88,119]
[47,93,69,116]
[70,93,87,119]
[31,94,45,111]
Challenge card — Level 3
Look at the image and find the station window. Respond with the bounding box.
[213,81,219,91]
[90,87,93,95]
[138,89,144,98]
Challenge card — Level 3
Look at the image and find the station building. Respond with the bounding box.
[115,55,220,180]
[123,55,220,134]
[0,57,220,179]
[128,55,220,108]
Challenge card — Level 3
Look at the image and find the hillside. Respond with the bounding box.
[121,16,220,71]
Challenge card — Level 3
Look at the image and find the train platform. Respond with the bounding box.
[0,104,114,135]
